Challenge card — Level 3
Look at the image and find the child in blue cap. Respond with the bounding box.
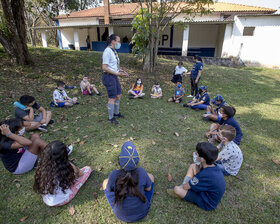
[183,86,210,110]
[203,95,228,122]
[102,141,154,223]
[167,142,225,211]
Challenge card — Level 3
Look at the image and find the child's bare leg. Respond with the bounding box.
[28,134,47,155]
[86,85,92,94]
[26,122,40,131]
[186,163,201,178]
[102,178,109,190]
[168,97,173,102]
[174,186,188,198]
[45,111,52,125]
[91,84,99,94]
[128,90,137,96]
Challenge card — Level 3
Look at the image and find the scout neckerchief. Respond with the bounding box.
[109,46,120,70]
[56,88,67,100]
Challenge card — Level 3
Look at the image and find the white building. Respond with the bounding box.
[39,1,280,67]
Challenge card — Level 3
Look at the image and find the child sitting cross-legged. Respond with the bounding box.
[53,81,79,107]
[167,142,225,211]
[80,75,102,96]
[203,95,228,122]
[128,78,145,99]
[215,125,243,176]
[33,140,92,206]
[183,86,210,110]
[102,141,154,223]
[150,82,162,99]
[14,95,53,132]
[168,81,185,103]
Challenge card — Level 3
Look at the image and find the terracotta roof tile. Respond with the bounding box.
[55,2,275,19]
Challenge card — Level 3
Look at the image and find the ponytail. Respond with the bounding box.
[114,169,146,205]
[105,34,119,47]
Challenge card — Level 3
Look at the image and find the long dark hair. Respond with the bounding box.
[33,141,75,194]
[133,78,143,89]
[106,34,119,47]
[114,168,146,205]
[0,118,23,152]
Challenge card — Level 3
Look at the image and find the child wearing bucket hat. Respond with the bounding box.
[183,86,210,110]
[102,141,154,223]
[202,95,228,122]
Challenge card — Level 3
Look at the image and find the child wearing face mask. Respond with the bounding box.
[167,142,225,211]
[150,82,162,98]
[171,61,187,84]
[0,118,47,174]
[80,75,102,96]
[128,78,145,99]
[53,81,79,107]
[168,81,185,103]
[206,106,243,145]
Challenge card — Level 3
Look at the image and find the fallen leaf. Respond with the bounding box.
[105,150,109,153]
[130,137,134,141]
[122,133,127,137]
[100,187,103,191]
[52,128,60,132]
[20,216,28,222]
[69,206,75,216]
[174,132,180,137]
[168,173,173,182]
[76,127,80,131]
[152,141,156,145]
[272,159,280,165]
[157,129,162,133]
[93,192,98,199]
[16,183,21,189]
[79,141,85,145]
[63,126,68,129]
[130,124,135,128]
[108,161,112,164]
[97,167,103,171]
[83,135,88,138]
[156,192,160,195]
[113,144,118,148]
[13,179,20,183]
[76,138,81,143]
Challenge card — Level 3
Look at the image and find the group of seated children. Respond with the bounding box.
[0,118,91,206]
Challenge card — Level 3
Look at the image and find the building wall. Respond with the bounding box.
[58,17,99,26]
[113,26,134,42]
[61,28,74,49]
[226,16,280,67]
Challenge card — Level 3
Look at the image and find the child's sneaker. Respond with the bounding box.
[108,117,119,125]
[49,119,55,125]
[114,113,124,119]
[97,93,102,96]
[183,103,189,107]
[67,145,73,156]
[38,125,47,132]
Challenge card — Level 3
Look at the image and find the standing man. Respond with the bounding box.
[186,55,203,98]
[102,34,129,125]
[86,35,90,51]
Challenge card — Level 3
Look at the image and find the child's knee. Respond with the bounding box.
[174,186,181,195]
[147,173,154,182]
[102,179,109,190]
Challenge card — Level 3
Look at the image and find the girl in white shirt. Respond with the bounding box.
[171,61,187,84]
[33,141,92,206]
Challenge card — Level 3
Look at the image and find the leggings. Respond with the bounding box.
[191,78,199,96]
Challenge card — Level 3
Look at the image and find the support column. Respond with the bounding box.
[74,29,80,50]
[221,23,233,57]
[109,26,114,36]
[181,26,189,56]
[41,31,48,48]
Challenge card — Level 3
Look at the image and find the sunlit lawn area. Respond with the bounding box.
[0,46,279,223]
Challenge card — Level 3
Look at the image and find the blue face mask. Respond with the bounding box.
[177,84,181,88]
[115,43,121,50]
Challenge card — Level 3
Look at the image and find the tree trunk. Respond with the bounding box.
[0,0,32,65]
[143,50,151,72]
[154,27,160,66]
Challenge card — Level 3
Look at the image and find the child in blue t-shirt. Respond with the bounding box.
[183,86,210,110]
[206,106,243,145]
[167,142,225,211]
[168,82,185,103]
[102,141,154,223]
[203,95,228,122]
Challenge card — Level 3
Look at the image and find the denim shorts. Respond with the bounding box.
[102,73,122,98]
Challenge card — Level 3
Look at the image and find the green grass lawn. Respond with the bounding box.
[0,46,279,224]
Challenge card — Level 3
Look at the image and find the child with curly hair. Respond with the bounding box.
[33,141,92,206]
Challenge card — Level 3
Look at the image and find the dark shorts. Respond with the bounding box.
[104,182,154,209]
[102,73,122,98]
[184,189,199,205]
[57,102,66,107]
[171,75,182,83]
[172,97,182,103]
